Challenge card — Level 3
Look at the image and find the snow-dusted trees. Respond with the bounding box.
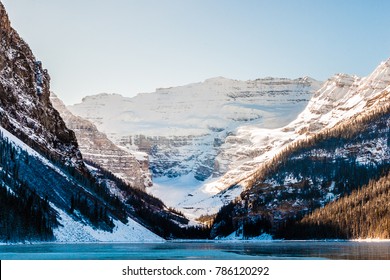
[0,134,57,241]
[212,102,390,239]
[279,172,390,239]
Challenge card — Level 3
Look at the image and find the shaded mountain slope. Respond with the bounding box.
[51,93,152,190]
[211,93,390,238]
[0,1,206,242]
[278,172,390,239]
[0,2,83,170]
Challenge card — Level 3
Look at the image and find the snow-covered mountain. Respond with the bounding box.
[210,69,390,238]
[0,126,162,242]
[0,2,82,170]
[6,0,389,242]
[216,58,390,189]
[0,1,182,243]
[50,93,152,190]
[68,76,321,215]
[70,76,321,137]
[192,58,390,220]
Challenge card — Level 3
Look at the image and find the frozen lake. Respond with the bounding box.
[1,241,390,260]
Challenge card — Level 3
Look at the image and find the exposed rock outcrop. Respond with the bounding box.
[50,93,152,189]
[0,2,83,169]
[69,77,322,182]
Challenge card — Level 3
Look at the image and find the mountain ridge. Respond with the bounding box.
[68,75,321,213]
[208,62,390,238]
[163,58,390,221]
[0,2,83,171]
[50,93,152,190]
[0,1,193,243]
[2,0,390,241]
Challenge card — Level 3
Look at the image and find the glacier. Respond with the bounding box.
[68,76,321,219]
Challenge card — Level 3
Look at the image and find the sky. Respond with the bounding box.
[2,0,390,105]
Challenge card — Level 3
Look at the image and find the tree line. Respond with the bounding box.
[210,102,390,239]
[1,132,57,241]
[277,171,390,239]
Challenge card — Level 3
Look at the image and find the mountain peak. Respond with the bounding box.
[301,76,317,82]
[81,93,123,103]
[362,57,390,90]
[1,0,83,169]
[0,2,11,34]
[376,57,390,72]
[204,76,232,83]
[371,57,390,74]
[382,57,390,65]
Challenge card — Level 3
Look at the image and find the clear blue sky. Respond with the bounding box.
[2,0,390,104]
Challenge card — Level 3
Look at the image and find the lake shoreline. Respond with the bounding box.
[2,238,390,246]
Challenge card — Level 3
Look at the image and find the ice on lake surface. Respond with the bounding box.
[1,241,390,260]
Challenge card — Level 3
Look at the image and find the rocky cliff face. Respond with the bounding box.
[188,59,390,218]
[0,3,82,168]
[210,65,390,238]
[50,93,152,189]
[69,77,321,183]
[210,59,390,192]
[0,2,194,242]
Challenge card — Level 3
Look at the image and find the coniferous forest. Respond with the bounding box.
[211,104,390,239]
[278,172,390,239]
[0,132,57,241]
[2,103,389,241]
[0,130,210,242]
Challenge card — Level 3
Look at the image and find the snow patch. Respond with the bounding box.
[1,127,163,243]
[53,207,163,243]
[217,231,273,241]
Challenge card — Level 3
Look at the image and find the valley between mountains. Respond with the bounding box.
[65,58,390,239]
[1,1,389,242]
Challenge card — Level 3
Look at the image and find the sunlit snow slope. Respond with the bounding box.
[68,77,321,219]
[188,59,390,218]
[0,126,162,242]
[69,58,390,221]
[0,1,163,242]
